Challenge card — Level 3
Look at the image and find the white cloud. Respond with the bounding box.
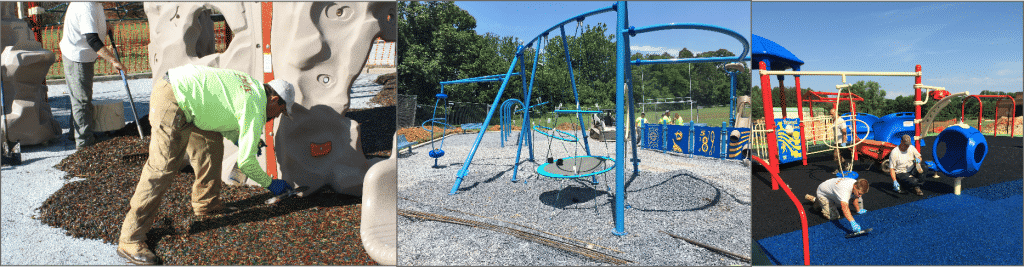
[631,45,679,56]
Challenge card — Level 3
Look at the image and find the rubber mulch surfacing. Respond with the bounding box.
[40,136,375,265]
[752,136,1022,265]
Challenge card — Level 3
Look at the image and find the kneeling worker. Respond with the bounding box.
[805,178,871,233]
[117,65,297,265]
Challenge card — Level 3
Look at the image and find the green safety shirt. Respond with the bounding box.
[168,65,272,188]
[675,117,686,125]
[635,117,647,127]
[661,116,671,125]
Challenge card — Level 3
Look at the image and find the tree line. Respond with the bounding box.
[751,81,1021,121]
[398,1,752,116]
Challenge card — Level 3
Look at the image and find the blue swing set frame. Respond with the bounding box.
[428,1,751,236]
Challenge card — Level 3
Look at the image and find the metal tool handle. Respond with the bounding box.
[107,29,145,140]
[0,75,9,147]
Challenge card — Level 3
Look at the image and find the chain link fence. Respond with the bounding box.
[397,94,417,128]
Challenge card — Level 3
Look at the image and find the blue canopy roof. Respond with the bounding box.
[752,34,803,71]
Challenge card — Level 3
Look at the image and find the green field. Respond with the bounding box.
[495,105,742,131]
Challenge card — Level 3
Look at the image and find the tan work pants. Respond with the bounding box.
[813,193,840,220]
[118,78,225,246]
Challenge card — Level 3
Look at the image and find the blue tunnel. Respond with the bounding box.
[931,125,988,178]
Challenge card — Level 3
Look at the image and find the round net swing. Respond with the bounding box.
[536,155,615,179]
[532,108,617,216]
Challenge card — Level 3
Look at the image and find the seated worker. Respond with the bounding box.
[673,113,686,125]
[889,134,928,195]
[805,178,871,233]
[661,110,671,124]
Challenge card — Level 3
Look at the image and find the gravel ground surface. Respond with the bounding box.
[2,78,151,265]
[2,72,385,265]
[351,73,386,109]
[398,131,751,266]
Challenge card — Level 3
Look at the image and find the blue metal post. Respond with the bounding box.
[689,121,695,157]
[511,47,533,182]
[728,69,738,127]
[720,121,729,158]
[662,123,668,152]
[451,55,521,195]
[612,0,627,236]
[514,38,544,182]
[559,25,592,156]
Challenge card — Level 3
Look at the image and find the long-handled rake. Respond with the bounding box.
[107,29,144,139]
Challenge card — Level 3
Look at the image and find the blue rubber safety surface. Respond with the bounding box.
[757,179,1023,265]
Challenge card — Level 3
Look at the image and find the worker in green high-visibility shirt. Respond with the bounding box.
[634,112,647,144]
[116,65,296,265]
[673,113,686,125]
[661,110,671,125]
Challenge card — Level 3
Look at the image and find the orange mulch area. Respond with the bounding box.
[369,73,396,107]
[556,122,582,131]
[930,117,1023,135]
[397,126,466,144]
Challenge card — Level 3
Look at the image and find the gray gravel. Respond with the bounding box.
[2,72,382,265]
[2,78,152,265]
[351,72,385,109]
[398,131,751,266]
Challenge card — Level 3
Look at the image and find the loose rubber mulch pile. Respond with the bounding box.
[39,136,375,265]
[369,72,396,107]
[349,72,397,158]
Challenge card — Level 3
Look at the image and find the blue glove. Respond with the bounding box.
[893,180,901,192]
[268,180,293,196]
[849,220,862,232]
[858,208,867,214]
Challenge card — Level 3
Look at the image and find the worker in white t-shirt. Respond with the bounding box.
[831,107,850,173]
[805,178,871,233]
[59,2,127,148]
[890,134,927,195]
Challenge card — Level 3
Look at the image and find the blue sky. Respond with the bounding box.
[753,2,1023,98]
[455,1,751,57]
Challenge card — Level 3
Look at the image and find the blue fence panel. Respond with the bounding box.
[642,124,750,161]
[726,127,751,160]
[642,124,662,150]
[665,124,691,154]
[774,118,803,164]
[691,126,721,158]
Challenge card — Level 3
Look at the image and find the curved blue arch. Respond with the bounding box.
[629,23,750,65]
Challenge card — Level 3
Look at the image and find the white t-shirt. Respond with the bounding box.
[889,146,921,174]
[834,116,847,144]
[816,177,857,204]
[59,2,107,63]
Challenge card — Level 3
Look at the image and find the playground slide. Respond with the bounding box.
[841,112,877,141]
[921,92,971,140]
[871,112,917,147]
[360,135,398,265]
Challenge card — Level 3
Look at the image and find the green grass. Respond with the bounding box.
[496,106,743,131]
